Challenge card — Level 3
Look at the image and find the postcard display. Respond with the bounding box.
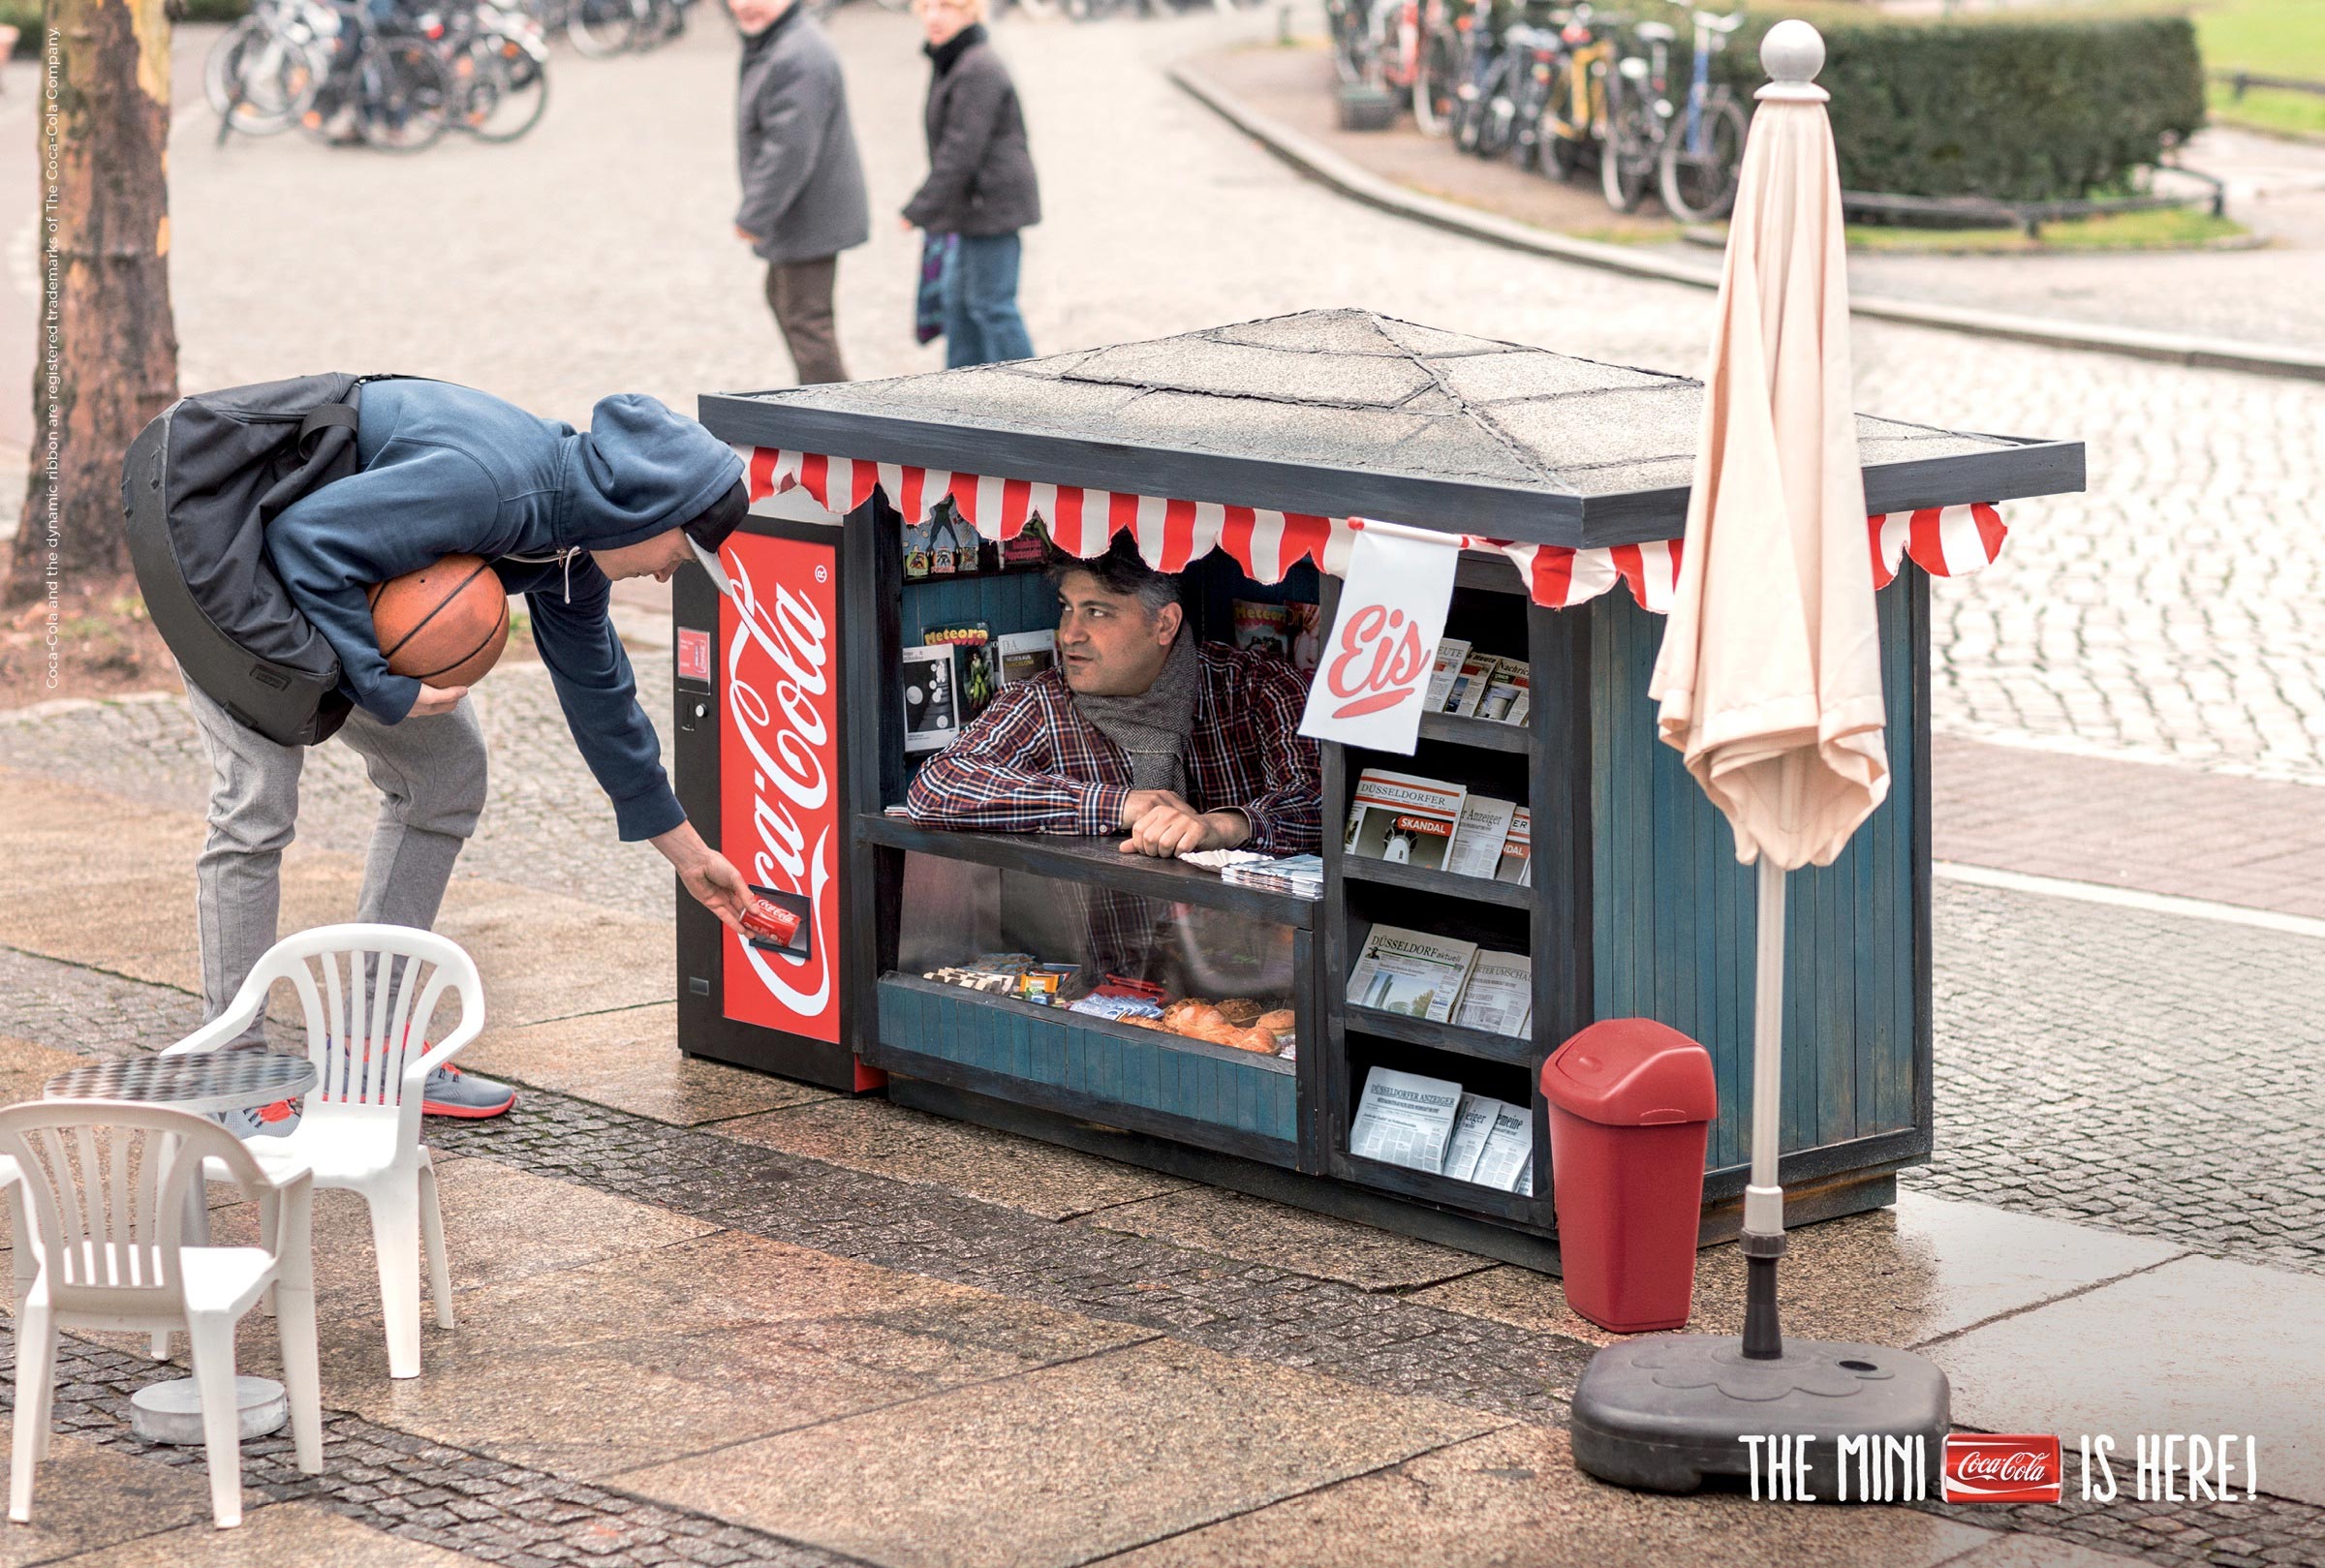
[679,319,2080,1269]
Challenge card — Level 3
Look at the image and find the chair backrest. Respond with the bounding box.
[236,924,486,1143]
[0,1102,273,1320]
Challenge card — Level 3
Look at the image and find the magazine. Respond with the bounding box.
[1347,924,1478,1022]
[923,622,997,724]
[1344,769,1468,873]
[1478,658,1530,724]
[996,630,1057,687]
[1472,1101,1534,1192]
[1348,1066,1464,1173]
[1440,1092,1501,1184]
[1443,795,1517,880]
[1442,649,1500,717]
[1000,515,1051,568]
[1495,808,1533,886]
[1423,637,1471,713]
[1452,950,1532,1037]
[1220,853,1325,900]
[1232,600,1322,672]
[900,644,959,754]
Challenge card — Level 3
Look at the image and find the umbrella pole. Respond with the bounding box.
[1742,856,1787,1359]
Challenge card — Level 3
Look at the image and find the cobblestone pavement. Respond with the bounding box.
[130,9,2325,788]
[1,940,2320,1565]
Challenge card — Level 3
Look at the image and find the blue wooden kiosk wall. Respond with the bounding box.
[1589,580,1926,1181]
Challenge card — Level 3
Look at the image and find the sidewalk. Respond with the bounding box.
[3,693,2323,1564]
[1190,42,2325,361]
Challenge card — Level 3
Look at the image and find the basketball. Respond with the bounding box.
[365,555,510,691]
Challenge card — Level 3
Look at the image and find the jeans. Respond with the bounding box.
[185,679,488,1046]
[943,231,1034,368]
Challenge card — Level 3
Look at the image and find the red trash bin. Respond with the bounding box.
[1541,1019,1719,1334]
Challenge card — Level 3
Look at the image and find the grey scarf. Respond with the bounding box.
[1073,633,1202,794]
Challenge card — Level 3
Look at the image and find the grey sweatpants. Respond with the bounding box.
[185,680,489,1045]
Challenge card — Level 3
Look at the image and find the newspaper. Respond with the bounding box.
[1442,649,1500,717]
[1423,637,1471,712]
[1495,807,1533,886]
[1452,950,1532,1037]
[1477,657,1530,724]
[1344,769,1468,873]
[1439,1092,1501,1183]
[1443,796,1516,880]
[1472,1102,1534,1192]
[1346,925,1478,1022]
[1349,1066,1464,1173]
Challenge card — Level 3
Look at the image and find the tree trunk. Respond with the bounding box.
[7,0,179,605]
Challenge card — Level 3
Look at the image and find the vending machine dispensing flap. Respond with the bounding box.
[741,884,814,963]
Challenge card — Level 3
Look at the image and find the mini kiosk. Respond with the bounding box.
[674,310,2081,1269]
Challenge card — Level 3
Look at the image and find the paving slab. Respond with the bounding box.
[464,1001,834,1124]
[1100,1422,1995,1568]
[1933,1253,2325,1506]
[0,1437,213,1566]
[0,769,201,893]
[1412,1190,2186,1348]
[429,880,674,1029]
[202,1153,720,1319]
[50,1500,486,1566]
[1076,1184,1492,1293]
[0,1034,99,1106]
[713,1096,1191,1220]
[302,1228,1154,1479]
[616,1336,1504,1568]
[1944,1533,2151,1568]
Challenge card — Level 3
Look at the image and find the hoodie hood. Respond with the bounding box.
[559,394,745,551]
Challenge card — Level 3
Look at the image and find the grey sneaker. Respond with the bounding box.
[216,1099,301,1139]
[420,1063,516,1119]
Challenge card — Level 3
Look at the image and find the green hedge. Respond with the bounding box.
[1710,11,2207,203]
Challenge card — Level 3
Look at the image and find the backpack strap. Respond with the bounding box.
[296,401,359,459]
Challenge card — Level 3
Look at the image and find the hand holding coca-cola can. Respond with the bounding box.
[740,895,801,947]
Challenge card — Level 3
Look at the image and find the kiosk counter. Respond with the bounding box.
[671,310,2083,1270]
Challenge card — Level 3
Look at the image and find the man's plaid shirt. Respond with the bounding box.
[906,642,1322,854]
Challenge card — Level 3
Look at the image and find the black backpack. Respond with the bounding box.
[122,374,375,747]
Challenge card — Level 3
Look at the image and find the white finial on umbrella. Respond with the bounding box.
[1756,18,1830,103]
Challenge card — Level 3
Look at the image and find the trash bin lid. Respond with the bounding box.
[1541,1019,1717,1126]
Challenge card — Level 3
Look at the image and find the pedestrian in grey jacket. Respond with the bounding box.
[902,0,1039,367]
[730,0,870,384]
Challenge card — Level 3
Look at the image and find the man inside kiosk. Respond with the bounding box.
[906,538,1322,857]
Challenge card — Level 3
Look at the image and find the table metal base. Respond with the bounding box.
[129,1376,288,1445]
[1569,1335,1950,1499]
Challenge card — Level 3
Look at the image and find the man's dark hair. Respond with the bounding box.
[1045,536,1181,617]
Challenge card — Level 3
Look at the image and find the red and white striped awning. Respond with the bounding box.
[737,446,2007,613]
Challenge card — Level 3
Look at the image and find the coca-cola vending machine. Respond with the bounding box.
[673,494,882,1092]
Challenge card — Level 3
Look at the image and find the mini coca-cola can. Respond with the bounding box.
[741,896,800,946]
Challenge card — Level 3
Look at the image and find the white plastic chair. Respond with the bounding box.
[164,924,483,1380]
[0,1102,321,1527]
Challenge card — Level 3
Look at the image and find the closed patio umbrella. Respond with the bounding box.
[1568,20,1952,1497]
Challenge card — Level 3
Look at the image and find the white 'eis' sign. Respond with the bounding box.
[1298,520,1461,754]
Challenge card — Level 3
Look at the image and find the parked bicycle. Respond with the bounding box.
[423,0,551,140]
[1534,3,1614,183]
[205,0,329,139]
[1655,3,1747,220]
[1330,0,1439,125]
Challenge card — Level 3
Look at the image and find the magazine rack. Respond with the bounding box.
[675,310,2083,1269]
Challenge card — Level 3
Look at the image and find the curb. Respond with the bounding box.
[1170,62,2325,384]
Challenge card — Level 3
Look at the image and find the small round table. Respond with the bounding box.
[43,1051,320,1445]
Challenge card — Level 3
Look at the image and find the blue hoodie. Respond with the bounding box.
[266,380,743,842]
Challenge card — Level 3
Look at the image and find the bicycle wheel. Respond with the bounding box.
[356,38,452,151]
[1413,19,1460,137]
[208,18,325,137]
[1658,93,1747,223]
[1534,57,1581,180]
[1598,74,1656,212]
[634,0,682,48]
[455,32,549,140]
[567,0,639,56]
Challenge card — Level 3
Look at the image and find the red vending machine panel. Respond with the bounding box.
[718,530,841,1043]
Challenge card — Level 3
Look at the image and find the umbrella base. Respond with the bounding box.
[1570,1334,1949,1500]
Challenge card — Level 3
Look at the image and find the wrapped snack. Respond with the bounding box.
[1215,998,1264,1028]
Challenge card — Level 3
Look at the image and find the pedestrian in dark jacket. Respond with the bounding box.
[199,381,758,1129]
[731,0,870,384]
[901,0,1039,367]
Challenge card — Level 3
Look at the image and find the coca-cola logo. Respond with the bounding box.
[724,542,838,1032]
[1942,1435,2062,1503]
[1324,603,1429,720]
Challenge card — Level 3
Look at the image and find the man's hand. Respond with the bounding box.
[1119,798,1251,859]
[1117,788,1187,828]
[650,820,753,931]
[898,214,914,232]
[408,684,469,719]
[735,225,758,243]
